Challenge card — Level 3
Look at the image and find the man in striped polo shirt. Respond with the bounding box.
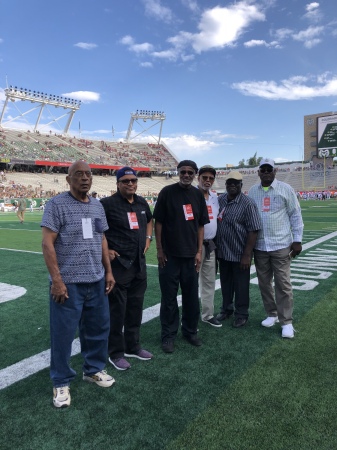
[216,171,261,328]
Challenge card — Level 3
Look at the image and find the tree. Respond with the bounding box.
[238,158,245,167]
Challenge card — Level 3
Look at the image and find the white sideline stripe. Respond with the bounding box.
[0,230,337,390]
[0,248,42,254]
[0,228,41,232]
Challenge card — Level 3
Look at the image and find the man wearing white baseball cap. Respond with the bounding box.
[248,158,304,339]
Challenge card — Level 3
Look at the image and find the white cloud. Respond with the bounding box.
[244,39,280,48]
[140,62,153,68]
[273,28,293,41]
[181,0,199,13]
[150,2,266,62]
[232,73,337,100]
[62,91,100,103]
[120,36,154,54]
[303,2,322,22]
[191,3,265,53]
[142,0,173,23]
[162,134,219,156]
[292,25,324,48]
[74,42,98,50]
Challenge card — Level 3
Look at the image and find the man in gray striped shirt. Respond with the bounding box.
[216,171,261,328]
[248,158,303,339]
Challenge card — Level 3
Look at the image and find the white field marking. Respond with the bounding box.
[0,283,27,303]
[0,228,41,231]
[0,231,337,390]
[0,248,42,254]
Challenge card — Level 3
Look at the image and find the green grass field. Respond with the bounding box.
[1,201,337,450]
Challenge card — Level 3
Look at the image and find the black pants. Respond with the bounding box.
[108,261,147,359]
[159,256,199,342]
[219,259,250,318]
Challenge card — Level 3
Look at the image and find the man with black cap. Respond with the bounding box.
[153,160,210,353]
[248,158,303,339]
[100,166,154,370]
[216,171,261,328]
[197,165,221,328]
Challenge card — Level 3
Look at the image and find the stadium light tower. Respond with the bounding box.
[0,85,81,133]
[125,110,166,143]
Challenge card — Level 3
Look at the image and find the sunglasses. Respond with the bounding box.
[259,167,274,173]
[180,170,195,176]
[226,180,241,185]
[119,178,138,184]
[201,175,215,181]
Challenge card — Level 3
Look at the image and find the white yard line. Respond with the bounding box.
[0,231,337,390]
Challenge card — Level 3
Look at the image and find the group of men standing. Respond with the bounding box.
[41,156,303,408]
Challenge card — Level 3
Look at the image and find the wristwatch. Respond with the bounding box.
[146,235,153,241]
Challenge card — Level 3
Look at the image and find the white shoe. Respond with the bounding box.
[282,324,295,339]
[83,370,115,387]
[261,316,279,327]
[53,386,71,408]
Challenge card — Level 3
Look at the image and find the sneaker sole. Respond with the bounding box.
[124,353,152,360]
[261,319,279,328]
[83,375,115,387]
[108,357,131,371]
[202,319,222,328]
[282,334,294,339]
[53,400,70,408]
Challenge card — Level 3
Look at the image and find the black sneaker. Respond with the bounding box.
[216,311,234,321]
[183,334,202,347]
[162,340,174,353]
[202,317,222,328]
[232,317,248,328]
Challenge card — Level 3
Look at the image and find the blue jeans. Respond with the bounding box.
[50,278,110,387]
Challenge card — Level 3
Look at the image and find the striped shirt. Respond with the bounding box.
[216,192,261,262]
[248,179,304,252]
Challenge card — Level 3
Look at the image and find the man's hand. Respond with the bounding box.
[105,272,115,295]
[240,254,251,271]
[108,249,120,261]
[157,248,167,268]
[51,280,69,304]
[290,242,302,258]
[195,251,202,273]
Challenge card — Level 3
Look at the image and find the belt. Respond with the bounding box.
[203,239,216,260]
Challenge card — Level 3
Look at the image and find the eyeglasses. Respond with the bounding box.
[179,170,195,176]
[259,167,274,173]
[72,171,92,178]
[226,180,241,185]
[119,178,138,184]
[201,175,215,181]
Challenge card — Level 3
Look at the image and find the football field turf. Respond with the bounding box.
[1,201,337,450]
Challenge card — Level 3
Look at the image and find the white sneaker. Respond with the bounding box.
[261,316,279,327]
[282,324,295,339]
[83,370,115,387]
[53,386,71,408]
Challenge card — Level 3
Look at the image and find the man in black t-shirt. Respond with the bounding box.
[153,160,209,353]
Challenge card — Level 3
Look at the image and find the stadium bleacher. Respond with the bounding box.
[1,128,337,199]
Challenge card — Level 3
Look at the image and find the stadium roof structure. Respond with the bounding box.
[0,85,81,134]
[126,110,166,143]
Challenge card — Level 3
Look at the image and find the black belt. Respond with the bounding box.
[203,239,216,260]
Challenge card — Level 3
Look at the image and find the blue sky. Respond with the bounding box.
[1,0,337,168]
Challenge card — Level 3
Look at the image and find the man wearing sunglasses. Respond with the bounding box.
[248,158,304,339]
[100,167,153,371]
[216,171,261,328]
[197,165,221,328]
[154,160,210,353]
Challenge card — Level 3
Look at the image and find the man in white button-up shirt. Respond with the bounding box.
[248,158,304,339]
[197,165,220,328]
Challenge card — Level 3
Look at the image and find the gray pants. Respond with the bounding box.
[199,246,216,320]
[254,246,293,325]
